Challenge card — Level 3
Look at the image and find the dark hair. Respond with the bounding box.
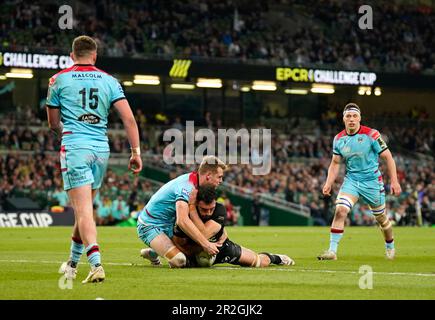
[197,184,217,204]
[343,102,360,113]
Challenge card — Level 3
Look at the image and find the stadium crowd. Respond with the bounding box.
[0,152,157,225]
[0,107,433,226]
[131,109,434,227]
[2,106,433,158]
[1,0,434,73]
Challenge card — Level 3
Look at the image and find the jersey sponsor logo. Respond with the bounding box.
[71,73,103,79]
[117,82,124,95]
[78,113,101,124]
[377,136,387,150]
[181,188,190,197]
[343,146,351,153]
[358,137,363,143]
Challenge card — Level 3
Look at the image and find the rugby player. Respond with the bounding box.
[142,184,295,268]
[318,103,402,261]
[137,156,225,268]
[47,36,142,283]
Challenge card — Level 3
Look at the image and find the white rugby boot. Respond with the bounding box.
[275,254,295,266]
[386,248,395,260]
[59,260,78,280]
[82,265,105,283]
[317,250,337,260]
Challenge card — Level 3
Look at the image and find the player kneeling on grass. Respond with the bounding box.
[137,156,225,268]
[141,184,295,268]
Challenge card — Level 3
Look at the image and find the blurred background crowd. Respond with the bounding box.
[1,0,434,73]
[1,105,433,227]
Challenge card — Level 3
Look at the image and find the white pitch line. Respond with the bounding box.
[0,259,133,266]
[0,259,434,278]
[214,266,435,278]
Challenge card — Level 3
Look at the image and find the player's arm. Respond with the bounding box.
[113,99,142,173]
[323,154,341,196]
[188,209,223,239]
[188,205,207,234]
[46,76,63,140]
[379,149,402,196]
[175,200,220,255]
[186,187,207,234]
[373,131,401,196]
[46,107,63,140]
[202,220,222,240]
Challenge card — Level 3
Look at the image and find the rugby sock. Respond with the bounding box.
[329,228,344,253]
[259,252,282,265]
[185,256,198,268]
[385,239,395,250]
[69,236,84,268]
[148,249,158,260]
[86,243,101,268]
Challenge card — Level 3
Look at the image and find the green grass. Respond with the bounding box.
[0,227,434,300]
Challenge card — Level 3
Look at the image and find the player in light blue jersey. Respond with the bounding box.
[46,36,142,283]
[318,103,402,261]
[138,156,225,268]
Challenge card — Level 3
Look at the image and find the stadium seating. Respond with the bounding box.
[1,108,433,226]
[1,0,434,73]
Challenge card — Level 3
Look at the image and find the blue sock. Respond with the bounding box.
[329,228,344,253]
[86,243,101,268]
[385,239,395,250]
[70,237,84,266]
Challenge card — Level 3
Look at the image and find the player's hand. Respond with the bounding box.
[202,241,220,256]
[390,181,402,196]
[128,154,142,174]
[322,182,332,196]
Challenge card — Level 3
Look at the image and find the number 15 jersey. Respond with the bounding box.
[46,64,125,148]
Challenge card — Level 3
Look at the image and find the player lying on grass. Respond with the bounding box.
[318,103,402,261]
[141,184,295,267]
[136,156,225,268]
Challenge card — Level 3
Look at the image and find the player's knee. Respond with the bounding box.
[168,252,187,268]
[335,206,349,218]
[374,211,391,230]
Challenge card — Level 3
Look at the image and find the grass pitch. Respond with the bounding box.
[0,226,434,300]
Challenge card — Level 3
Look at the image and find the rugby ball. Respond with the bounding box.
[195,251,216,267]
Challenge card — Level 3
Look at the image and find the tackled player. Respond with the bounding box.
[142,184,295,268]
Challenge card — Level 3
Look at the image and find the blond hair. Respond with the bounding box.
[198,156,227,174]
[72,35,97,58]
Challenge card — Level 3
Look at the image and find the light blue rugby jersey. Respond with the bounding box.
[333,125,388,181]
[46,64,125,148]
[138,172,199,227]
